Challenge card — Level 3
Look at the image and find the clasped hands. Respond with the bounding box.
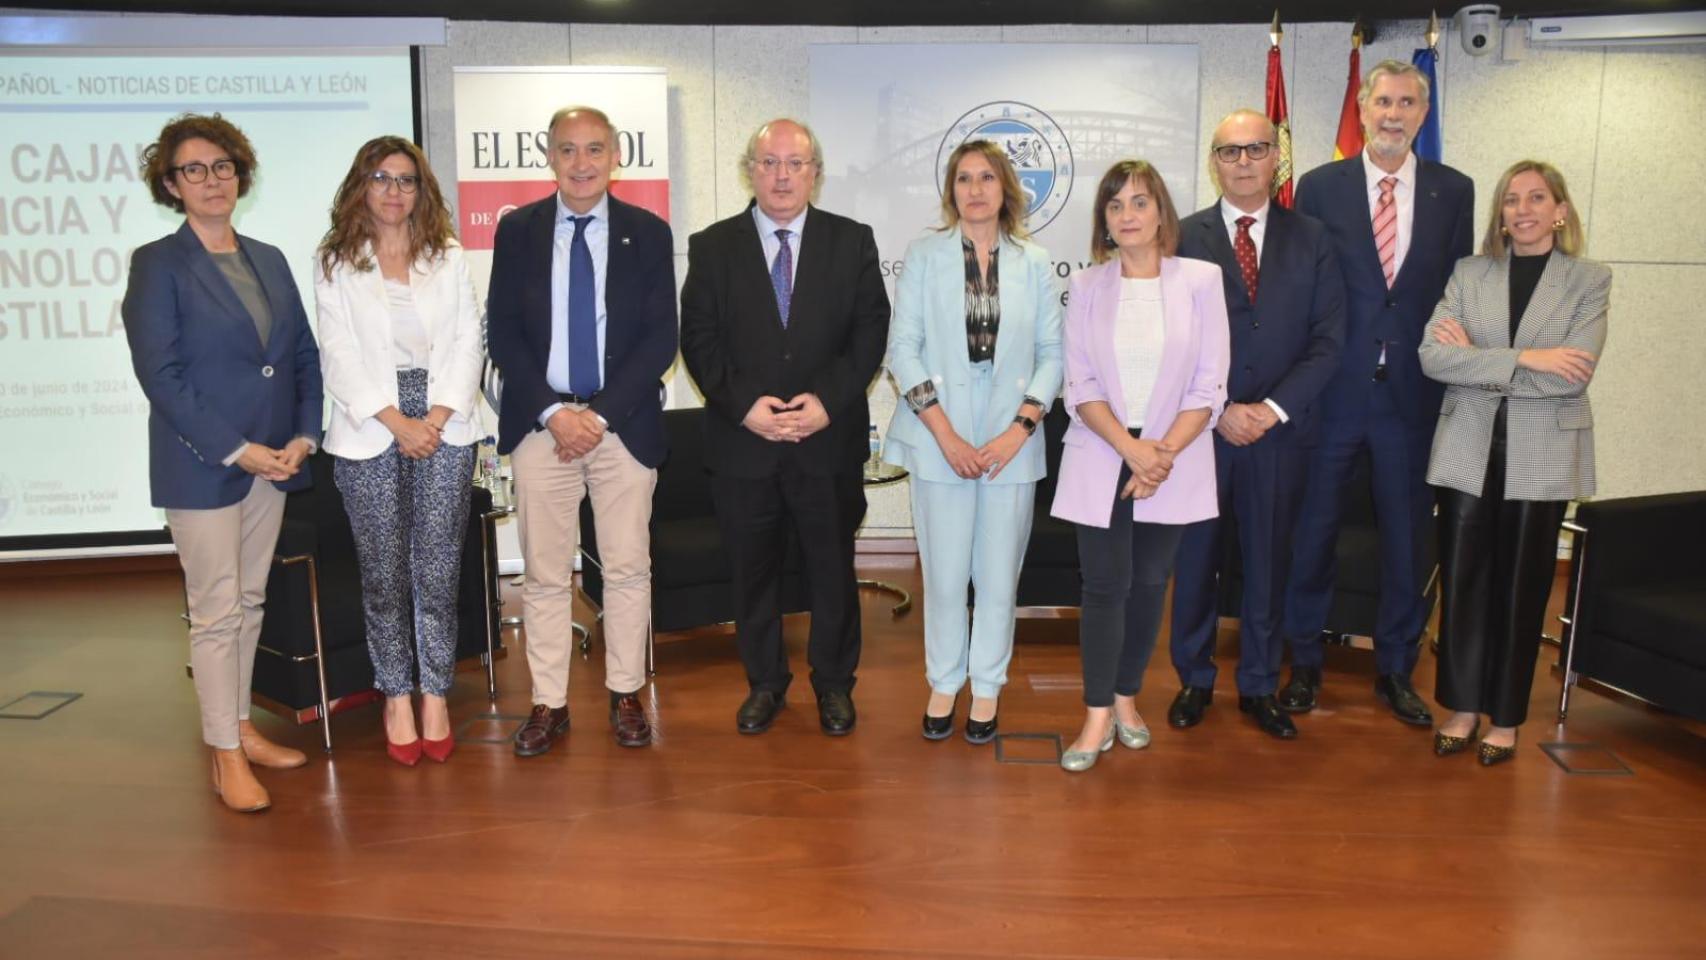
[743,394,830,443]
[1117,435,1177,501]
[235,437,314,482]
[381,406,455,460]
[1215,402,1279,447]
[546,406,606,463]
[1432,317,1596,384]
[934,423,1029,481]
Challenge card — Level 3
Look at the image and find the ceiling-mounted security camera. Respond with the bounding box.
[1456,4,1503,56]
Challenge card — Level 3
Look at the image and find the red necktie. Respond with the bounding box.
[1374,176,1398,289]
[1234,215,1259,303]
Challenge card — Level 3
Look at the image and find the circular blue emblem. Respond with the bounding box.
[937,101,1074,233]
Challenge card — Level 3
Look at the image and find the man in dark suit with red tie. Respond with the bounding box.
[679,118,891,736]
[1280,61,1475,726]
[1167,109,1345,739]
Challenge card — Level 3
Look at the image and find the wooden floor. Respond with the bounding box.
[2,556,1704,960]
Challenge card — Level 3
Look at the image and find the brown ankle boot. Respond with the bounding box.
[211,747,271,813]
[238,720,307,769]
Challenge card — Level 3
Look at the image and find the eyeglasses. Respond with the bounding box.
[751,157,814,176]
[367,171,421,194]
[172,159,238,183]
[1211,142,1274,163]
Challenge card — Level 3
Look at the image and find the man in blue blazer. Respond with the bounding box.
[1167,110,1345,740]
[486,106,678,755]
[1280,61,1475,726]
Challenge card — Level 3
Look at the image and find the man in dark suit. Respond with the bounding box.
[1280,61,1475,726]
[679,118,890,736]
[487,105,678,755]
[1166,109,1345,740]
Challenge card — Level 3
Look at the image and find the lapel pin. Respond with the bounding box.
[621,236,631,245]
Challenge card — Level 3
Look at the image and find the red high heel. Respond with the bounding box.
[421,732,455,763]
[386,737,423,767]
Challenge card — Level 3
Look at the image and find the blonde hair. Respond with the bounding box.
[936,140,1030,240]
[1481,160,1584,258]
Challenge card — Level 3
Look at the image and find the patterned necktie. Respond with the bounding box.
[1234,215,1259,303]
[567,214,600,396]
[1374,176,1398,289]
[771,228,793,328]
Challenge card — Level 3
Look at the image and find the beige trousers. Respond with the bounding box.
[166,478,287,749]
[511,426,656,706]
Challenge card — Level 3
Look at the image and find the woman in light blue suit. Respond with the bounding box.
[882,140,1063,743]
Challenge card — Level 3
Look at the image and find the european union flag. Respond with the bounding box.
[1412,47,1442,162]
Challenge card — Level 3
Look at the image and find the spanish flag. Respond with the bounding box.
[1331,37,1364,161]
[1266,43,1294,208]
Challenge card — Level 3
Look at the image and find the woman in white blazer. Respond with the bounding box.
[882,140,1063,743]
[1419,160,1609,766]
[314,136,484,766]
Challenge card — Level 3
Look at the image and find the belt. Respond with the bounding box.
[556,391,600,404]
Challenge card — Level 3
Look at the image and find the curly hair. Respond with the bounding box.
[317,136,456,281]
[936,139,1031,241]
[139,113,257,213]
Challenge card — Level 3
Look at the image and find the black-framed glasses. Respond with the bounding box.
[172,159,238,183]
[367,171,421,194]
[751,157,813,176]
[1212,141,1274,163]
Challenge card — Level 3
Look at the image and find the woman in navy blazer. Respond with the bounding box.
[1050,160,1229,772]
[882,140,1063,743]
[315,137,484,766]
[122,114,323,813]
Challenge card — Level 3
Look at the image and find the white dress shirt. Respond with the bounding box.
[753,204,805,288]
[541,192,610,425]
[1218,197,1290,424]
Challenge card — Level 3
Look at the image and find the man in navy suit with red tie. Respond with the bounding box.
[1167,109,1345,739]
[487,106,678,755]
[1279,61,1475,726]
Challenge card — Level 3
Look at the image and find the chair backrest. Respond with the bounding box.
[654,407,715,523]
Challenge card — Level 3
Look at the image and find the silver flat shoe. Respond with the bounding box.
[1060,728,1116,772]
[1113,717,1151,750]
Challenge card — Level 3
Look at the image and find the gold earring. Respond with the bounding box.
[1553,218,1566,230]
[1500,226,1510,236]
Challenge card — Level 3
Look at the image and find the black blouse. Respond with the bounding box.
[1509,250,1550,343]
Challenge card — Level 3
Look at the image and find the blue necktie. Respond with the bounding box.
[567,214,600,396]
[770,228,793,328]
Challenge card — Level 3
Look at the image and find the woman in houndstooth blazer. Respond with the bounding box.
[1418,160,1609,766]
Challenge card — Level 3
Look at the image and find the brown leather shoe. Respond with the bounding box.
[238,719,308,769]
[210,747,271,813]
[513,704,569,757]
[610,694,652,747]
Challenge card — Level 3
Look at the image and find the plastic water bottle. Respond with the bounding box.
[868,424,881,466]
[478,435,500,487]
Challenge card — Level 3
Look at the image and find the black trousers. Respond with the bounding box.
[1434,403,1567,728]
[1075,463,1186,708]
[713,463,866,698]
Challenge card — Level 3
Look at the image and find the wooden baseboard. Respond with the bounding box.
[855,537,917,555]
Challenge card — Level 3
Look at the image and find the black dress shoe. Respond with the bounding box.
[1478,737,1518,767]
[1238,694,1298,740]
[964,714,998,745]
[1167,686,1213,728]
[1374,674,1434,727]
[736,690,785,735]
[817,690,856,736]
[921,712,953,741]
[1277,666,1322,713]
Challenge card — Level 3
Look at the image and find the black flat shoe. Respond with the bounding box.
[1168,686,1213,728]
[1278,666,1322,713]
[1434,721,1480,757]
[1373,674,1434,727]
[736,690,785,735]
[1238,694,1298,740]
[964,714,998,745]
[817,690,856,736]
[1478,736,1517,767]
[922,712,953,741]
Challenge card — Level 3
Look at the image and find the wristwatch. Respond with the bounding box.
[1012,413,1038,435]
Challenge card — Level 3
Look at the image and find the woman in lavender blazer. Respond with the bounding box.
[1051,160,1230,773]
